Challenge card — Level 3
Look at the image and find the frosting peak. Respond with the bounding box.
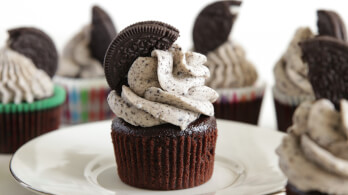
[57,25,104,78]
[108,45,218,130]
[274,27,315,97]
[0,48,54,104]
[277,99,348,194]
[205,41,258,89]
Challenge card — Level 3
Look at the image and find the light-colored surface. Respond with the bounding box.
[9,120,286,195]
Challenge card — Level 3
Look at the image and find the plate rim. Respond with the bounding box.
[9,119,286,195]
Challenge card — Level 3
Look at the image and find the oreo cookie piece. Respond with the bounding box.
[90,5,117,64]
[300,36,348,108]
[317,10,347,41]
[193,0,241,54]
[104,21,179,94]
[8,27,58,77]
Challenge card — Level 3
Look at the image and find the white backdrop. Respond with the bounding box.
[0,0,347,129]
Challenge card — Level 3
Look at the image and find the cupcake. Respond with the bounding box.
[192,1,265,124]
[54,5,116,124]
[277,34,348,194]
[0,27,66,153]
[273,10,346,132]
[105,21,219,190]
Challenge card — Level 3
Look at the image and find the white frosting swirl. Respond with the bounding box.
[0,48,54,104]
[274,27,315,97]
[57,25,104,78]
[277,99,348,194]
[107,45,218,130]
[205,40,258,89]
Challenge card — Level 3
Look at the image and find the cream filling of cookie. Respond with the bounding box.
[205,40,257,89]
[0,48,53,104]
[274,27,315,97]
[277,99,348,194]
[57,25,104,78]
[107,45,218,130]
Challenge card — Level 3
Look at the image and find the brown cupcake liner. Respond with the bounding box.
[111,126,218,190]
[214,96,264,125]
[0,106,62,153]
[286,183,327,195]
[274,98,298,133]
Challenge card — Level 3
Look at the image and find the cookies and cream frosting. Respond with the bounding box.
[0,48,54,104]
[205,40,258,89]
[107,44,218,130]
[274,27,315,97]
[57,25,104,78]
[277,99,348,194]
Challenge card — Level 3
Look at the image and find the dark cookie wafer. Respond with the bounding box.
[193,0,241,54]
[300,36,348,108]
[104,21,179,94]
[8,27,58,77]
[90,5,117,64]
[317,10,347,41]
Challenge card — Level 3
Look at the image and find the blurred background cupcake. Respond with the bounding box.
[273,10,346,132]
[192,1,266,125]
[0,27,66,153]
[54,5,116,124]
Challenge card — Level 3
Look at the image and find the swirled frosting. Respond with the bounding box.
[274,27,315,97]
[57,25,104,78]
[107,44,219,130]
[205,40,258,89]
[0,48,54,104]
[277,99,348,194]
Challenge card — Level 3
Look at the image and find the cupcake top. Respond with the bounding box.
[57,6,117,78]
[277,99,348,194]
[277,20,348,193]
[274,27,315,97]
[0,27,57,104]
[105,21,218,130]
[193,1,258,89]
[274,10,347,98]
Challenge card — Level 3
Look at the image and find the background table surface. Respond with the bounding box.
[1,0,347,194]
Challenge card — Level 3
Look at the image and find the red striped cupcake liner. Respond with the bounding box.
[54,76,114,124]
[214,80,266,125]
[111,122,218,190]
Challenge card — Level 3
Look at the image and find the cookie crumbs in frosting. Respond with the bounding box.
[107,44,218,130]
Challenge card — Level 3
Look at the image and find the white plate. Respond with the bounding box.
[10,120,286,195]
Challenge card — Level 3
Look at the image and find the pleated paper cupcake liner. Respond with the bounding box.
[111,126,218,190]
[272,87,314,132]
[54,76,114,124]
[214,80,266,125]
[0,86,66,153]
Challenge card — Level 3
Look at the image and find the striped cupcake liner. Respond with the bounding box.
[272,87,314,132]
[214,80,266,124]
[54,76,114,124]
[111,126,217,190]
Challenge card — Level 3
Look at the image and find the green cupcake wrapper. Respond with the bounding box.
[0,85,66,114]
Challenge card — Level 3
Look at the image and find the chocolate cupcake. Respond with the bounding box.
[54,5,116,124]
[273,10,346,132]
[0,27,66,153]
[192,1,265,124]
[105,21,219,190]
[277,35,348,194]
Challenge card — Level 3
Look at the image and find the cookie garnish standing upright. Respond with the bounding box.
[193,0,241,54]
[300,36,348,108]
[104,21,179,94]
[317,10,347,41]
[90,5,117,64]
[8,27,58,77]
